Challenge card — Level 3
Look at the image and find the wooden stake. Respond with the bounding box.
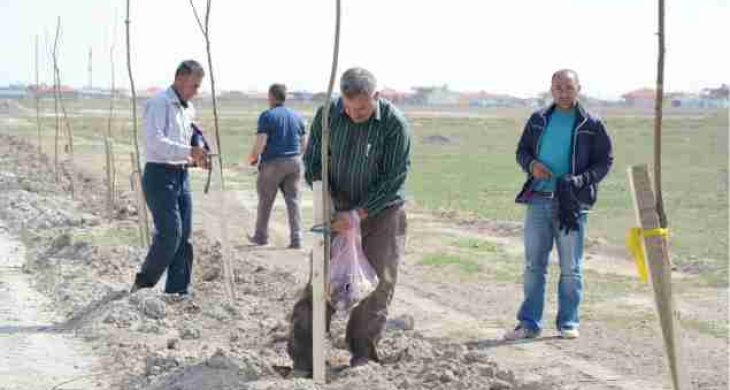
[51,19,60,182]
[106,16,118,219]
[218,192,235,303]
[49,17,76,199]
[312,0,341,384]
[628,165,689,390]
[105,138,115,219]
[34,35,42,157]
[131,152,148,247]
[126,0,150,243]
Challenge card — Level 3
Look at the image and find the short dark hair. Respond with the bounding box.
[552,69,580,84]
[269,83,287,103]
[175,60,205,79]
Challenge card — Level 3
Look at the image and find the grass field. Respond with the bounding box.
[5,98,728,283]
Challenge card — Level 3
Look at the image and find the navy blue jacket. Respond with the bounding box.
[515,102,613,208]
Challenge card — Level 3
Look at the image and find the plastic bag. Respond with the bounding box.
[328,211,379,312]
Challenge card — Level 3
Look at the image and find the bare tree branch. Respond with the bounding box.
[188,0,206,36]
[34,35,42,157]
[126,0,150,245]
[52,17,61,182]
[654,0,668,228]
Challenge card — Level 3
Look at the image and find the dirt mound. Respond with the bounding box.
[0,134,526,389]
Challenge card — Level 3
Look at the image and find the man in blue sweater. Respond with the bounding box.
[506,69,613,340]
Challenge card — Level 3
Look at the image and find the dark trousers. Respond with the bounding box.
[287,204,407,370]
[134,163,193,294]
[253,157,303,245]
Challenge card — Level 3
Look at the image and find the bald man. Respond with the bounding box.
[506,69,613,340]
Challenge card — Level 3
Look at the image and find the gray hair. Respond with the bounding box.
[552,69,580,84]
[175,60,205,79]
[340,67,377,98]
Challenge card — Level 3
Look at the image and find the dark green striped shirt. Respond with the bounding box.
[304,98,411,217]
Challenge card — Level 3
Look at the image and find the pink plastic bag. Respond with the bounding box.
[329,211,379,312]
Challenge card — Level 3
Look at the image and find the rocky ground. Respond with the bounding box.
[0,135,537,389]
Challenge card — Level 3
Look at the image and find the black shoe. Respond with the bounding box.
[288,241,302,249]
[247,234,268,246]
[350,356,369,368]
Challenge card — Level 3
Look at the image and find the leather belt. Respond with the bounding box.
[146,162,189,171]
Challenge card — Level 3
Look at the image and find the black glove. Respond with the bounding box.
[557,177,582,234]
[564,174,584,189]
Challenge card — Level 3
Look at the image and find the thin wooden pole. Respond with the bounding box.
[52,19,60,182]
[34,35,42,157]
[628,165,689,390]
[50,17,77,198]
[654,0,668,228]
[106,16,118,219]
[105,139,115,218]
[56,67,77,199]
[188,0,224,190]
[131,152,148,247]
[126,0,150,243]
[188,0,233,305]
[312,0,341,384]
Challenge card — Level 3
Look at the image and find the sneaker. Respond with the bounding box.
[164,291,194,303]
[559,328,579,339]
[503,326,539,341]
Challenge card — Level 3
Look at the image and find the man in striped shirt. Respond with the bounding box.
[288,67,411,371]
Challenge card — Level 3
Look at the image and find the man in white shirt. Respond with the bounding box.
[131,60,208,297]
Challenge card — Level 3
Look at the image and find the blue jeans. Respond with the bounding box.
[517,197,586,332]
[134,163,193,294]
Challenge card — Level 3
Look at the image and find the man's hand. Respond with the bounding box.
[531,161,552,179]
[357,208,368,221]
[331,213,352,233]
[191,146,207,168]
[248,154,259,167]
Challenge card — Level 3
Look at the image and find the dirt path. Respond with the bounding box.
[0,223,101,389]
[193,180,727,390]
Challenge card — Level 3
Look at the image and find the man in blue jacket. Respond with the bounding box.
[505,69,613,340]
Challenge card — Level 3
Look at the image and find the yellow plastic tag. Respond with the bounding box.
[626,227,669,284]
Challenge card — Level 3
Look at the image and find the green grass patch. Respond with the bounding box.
[420,252,482,274]
[680,318,730,339]
[74,224,138,247]
[8,101,727,281]
[452,238,500,253]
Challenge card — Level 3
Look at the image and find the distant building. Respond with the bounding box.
[379,87,410,104]
[0,85,29,99]
[621,88,656,108]
[140,86,164,98]
[458,91,525,108]
[411,85,460,106]
[78,88,113,99]
[622,85,729,108]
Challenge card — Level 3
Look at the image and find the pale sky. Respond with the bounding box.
[1,0,728,99]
